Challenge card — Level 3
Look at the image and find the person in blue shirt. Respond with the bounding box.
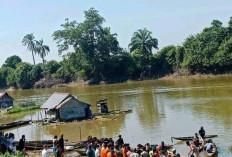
[204,142,213,153]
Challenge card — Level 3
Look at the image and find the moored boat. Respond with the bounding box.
[204,148,218,157]
[171,135,217,141]
[0,120,31,130]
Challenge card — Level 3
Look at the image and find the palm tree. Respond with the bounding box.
[22,33,36,65]
[129,28,158,54]
[34,39,50,72]
[129,28,158,79]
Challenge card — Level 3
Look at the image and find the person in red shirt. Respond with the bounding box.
[101,143,109,157]
[122,144,128,157]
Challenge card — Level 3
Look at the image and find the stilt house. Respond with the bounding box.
[0,92,14,108]
[41,92,92,121]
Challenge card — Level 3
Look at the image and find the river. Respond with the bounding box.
[1,76,232,156]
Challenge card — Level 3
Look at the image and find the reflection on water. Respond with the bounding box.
[1,76,232,155]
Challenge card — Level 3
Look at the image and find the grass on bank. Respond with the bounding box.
[6,105,41,114]
[0,152,24,157]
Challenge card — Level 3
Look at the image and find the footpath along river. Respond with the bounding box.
[1,76,232,156]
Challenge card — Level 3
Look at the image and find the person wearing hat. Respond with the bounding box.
[116,135,124,150]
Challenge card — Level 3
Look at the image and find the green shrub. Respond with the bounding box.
[7,105,41,114]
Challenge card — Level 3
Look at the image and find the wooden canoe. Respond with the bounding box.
[0,120,31,130]
[171,135,217,141]
[204,148,218,157]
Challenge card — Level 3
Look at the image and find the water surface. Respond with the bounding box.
[1,76,232,156]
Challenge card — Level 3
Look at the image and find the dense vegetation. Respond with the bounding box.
[6,105,41,114]
[1,8,232,89]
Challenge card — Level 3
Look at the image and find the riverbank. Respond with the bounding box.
[161,73,232,80]
[4,72,232,91]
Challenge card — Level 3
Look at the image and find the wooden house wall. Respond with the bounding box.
[0,95,13,108]
[45,109,57,119]
[59,98,88,121]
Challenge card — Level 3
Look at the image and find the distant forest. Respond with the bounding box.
[1,8,232,89]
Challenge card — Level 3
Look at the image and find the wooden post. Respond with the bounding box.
[37,112,39,122]
[30,109,32,121]
[40,112,43,124]
[17,122,20,139]
[79,126,82,141]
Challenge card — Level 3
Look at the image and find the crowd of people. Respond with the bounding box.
[84,135,183,157]
[185,126,216,157]
[0,131,26,155]
[0,126,216,157]
[44,134,65,157]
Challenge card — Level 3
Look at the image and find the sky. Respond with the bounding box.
[0,0,232,65]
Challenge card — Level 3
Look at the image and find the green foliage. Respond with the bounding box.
[53,8,122,82]
[30,64,43,82]
[15,62,34,89]
[22,33,36,65]
[0,67,16,88]
[129,28,159,79]
[7,105,41,114]
[45,60,61,75]
[2,9,232,90]
[2,55,22,69]
[0,152,24,157]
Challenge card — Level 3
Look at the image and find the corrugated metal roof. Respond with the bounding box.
[0,92,14,100]
[0,92,5,99]
[41,92,71,109]
[55,97,91,109]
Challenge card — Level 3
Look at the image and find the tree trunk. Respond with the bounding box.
[42,57,46,76]
[32,50,36,65]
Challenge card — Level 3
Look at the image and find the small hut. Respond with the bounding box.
[97,99,109,114]
[41,92,92,122]
[0,92,14,109]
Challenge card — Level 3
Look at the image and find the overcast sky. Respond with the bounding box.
[0,0,232,65]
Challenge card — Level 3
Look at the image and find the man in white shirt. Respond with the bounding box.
[95,145,100,157]
[42,145,49,157]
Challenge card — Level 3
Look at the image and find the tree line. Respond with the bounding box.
[1,8,232,89]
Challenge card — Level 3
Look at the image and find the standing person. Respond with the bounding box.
[107,146,117,157]
[199,126,205,138]
[56,145,63,157]
[193,133,200,148]
[12,142,16,155]
[8,134,15,154]
[42,145,49,157]
[59,134,64,152]
[53,135,58,156]
[101,143,108,157]
[86,145,95,157]
[126,146,132,157]
[116,135,124,149]
[95,145,100,157]
[186,141,199,157]
[122,144,128,157]
[140,147,149,157]
[0,132,6,154]
[131,148,139,157]
[18,135,26,152]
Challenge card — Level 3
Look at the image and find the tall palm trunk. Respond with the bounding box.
[42,56,46,76]
[32,50,36,65]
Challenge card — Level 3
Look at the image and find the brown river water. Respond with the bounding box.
[1,76,232,156]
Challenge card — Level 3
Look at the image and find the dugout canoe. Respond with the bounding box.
[171,135,217,141]
[204,147,218,157]
[0,120,31,130]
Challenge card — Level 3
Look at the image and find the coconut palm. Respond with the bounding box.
[34,39,50,71]
[129,28,158,54]
[22,33,36,65]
